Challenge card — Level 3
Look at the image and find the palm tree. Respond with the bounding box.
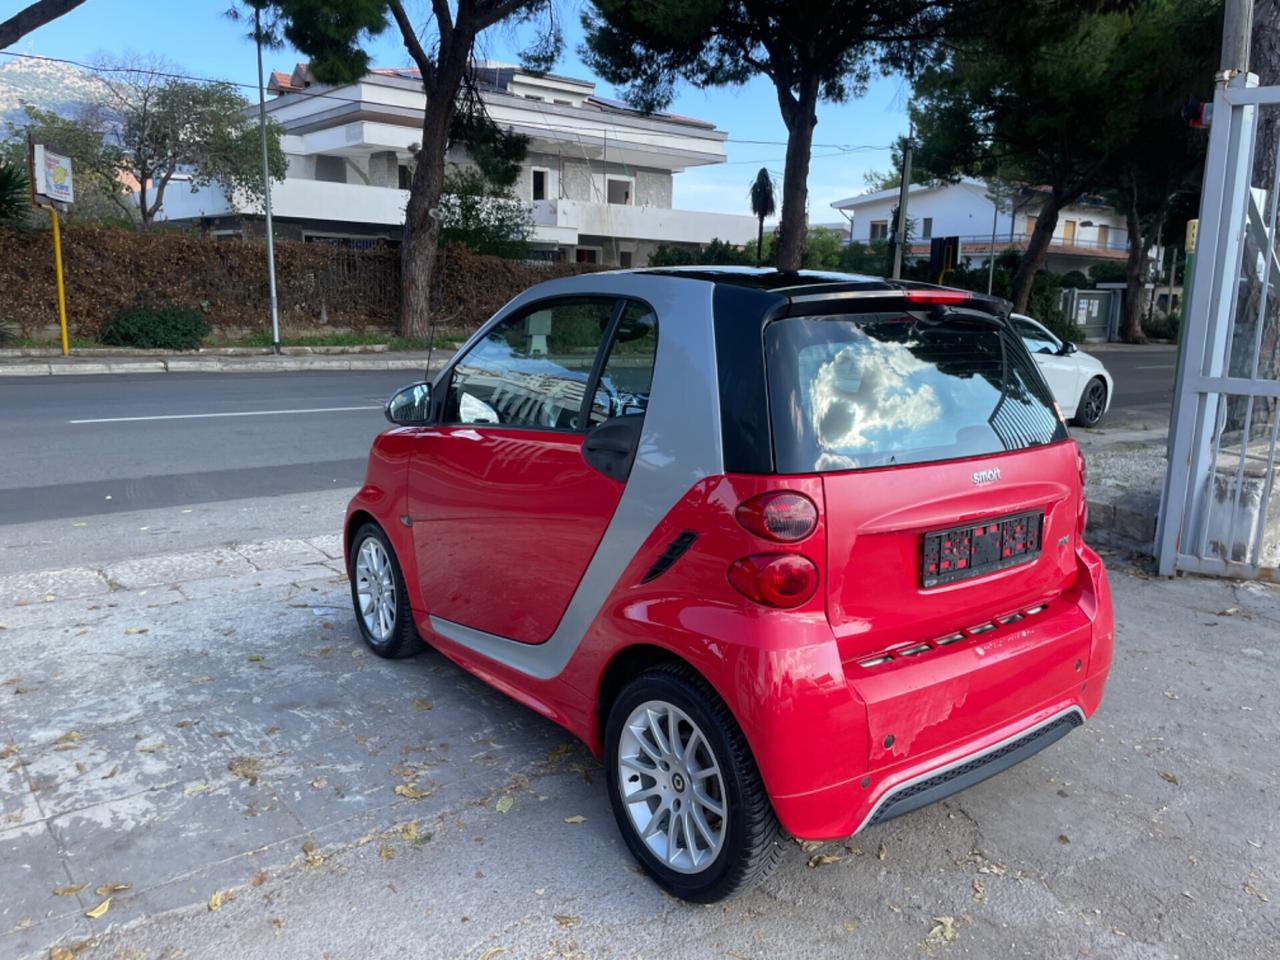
[748,167,776,267]
[0,162,28,229]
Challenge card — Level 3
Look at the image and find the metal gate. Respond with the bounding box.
[1157,73,1280,580]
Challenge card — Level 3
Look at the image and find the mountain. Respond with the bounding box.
[0,56,110,127]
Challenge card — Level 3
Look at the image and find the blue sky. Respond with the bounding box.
[8,0,913,221]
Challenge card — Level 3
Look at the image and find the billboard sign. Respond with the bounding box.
[32,144,74,205]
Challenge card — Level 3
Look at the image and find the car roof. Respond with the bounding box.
[603,266,1009,315]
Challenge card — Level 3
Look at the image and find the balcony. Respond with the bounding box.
[156,179,757,248]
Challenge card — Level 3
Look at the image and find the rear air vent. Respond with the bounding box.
[640,531,698,584]
[854,602,1058,669]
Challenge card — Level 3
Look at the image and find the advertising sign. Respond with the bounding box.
[33,144,74,205]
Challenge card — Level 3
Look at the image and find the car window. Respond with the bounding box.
[1013,317,1060,355]
[589,300,658,427]
[765,311,1067,472]
[445,297,616,430]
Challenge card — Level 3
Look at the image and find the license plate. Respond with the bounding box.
[921,511,1044,587]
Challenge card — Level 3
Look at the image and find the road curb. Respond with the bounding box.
[1086,485,1159,552]
[0,356,433,377]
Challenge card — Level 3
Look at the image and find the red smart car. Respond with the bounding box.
[345,268,1113,902]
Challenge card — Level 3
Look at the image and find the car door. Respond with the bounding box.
[1012,315,1081,416]
[405,296,658,644]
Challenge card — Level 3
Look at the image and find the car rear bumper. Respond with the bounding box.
[754,546,1112,841]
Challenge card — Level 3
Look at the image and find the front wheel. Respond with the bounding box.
[604,664,783,902]
[348,523,422,658]
[1073,377,1108,428]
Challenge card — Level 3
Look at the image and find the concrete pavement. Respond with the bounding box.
[0,536,1277,960]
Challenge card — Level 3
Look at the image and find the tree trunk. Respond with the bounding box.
[1010,193,1064,312]
[756,216,764,266]
[774,78,819,272]
[0,0,87,48]
[1121,192,1151,343]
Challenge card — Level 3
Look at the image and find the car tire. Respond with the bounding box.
[348,522,422,659]
[604,663,783,902]
[1073,377,1108,428]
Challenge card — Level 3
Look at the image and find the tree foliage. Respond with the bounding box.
[748,166,774,265]
[582,0,970,271]
[3,60,287,229]
[242,0,559,337]
[0,161,27,228]
[438,166,533,259]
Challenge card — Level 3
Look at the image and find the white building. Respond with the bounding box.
[830,179,1131,276]
[154,62,756,266]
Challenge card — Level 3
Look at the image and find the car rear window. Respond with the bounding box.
[765,310,1067,472]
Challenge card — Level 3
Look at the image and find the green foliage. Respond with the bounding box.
[749,167,775,221]
[801,227,847,270]
[450,107,530,189]
[0,317,14,346]
[1088,261,1128,285]
[100,300,211,351]
[438,167,533,259]
[0,161,27,228]
[649,238,755,267]
[239,0,391,84]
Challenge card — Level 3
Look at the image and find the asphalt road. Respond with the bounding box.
[0,349,1176,571]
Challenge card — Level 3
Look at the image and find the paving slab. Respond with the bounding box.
[0,566,110,604]
[104,548,254,589]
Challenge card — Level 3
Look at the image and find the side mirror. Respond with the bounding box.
[1061,341,1078,356]
[385,381,431,424]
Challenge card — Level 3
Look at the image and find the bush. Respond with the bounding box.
[100,300,210,350]
[0,317,14,346]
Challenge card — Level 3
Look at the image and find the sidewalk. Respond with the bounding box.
[1,536,1277,959]
[0,348,436,377]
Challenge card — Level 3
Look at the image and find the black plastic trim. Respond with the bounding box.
[711,284,788,474]
[640,530,698,583]
[864,711,1083,830]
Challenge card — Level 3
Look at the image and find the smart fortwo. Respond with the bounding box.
[344,268,1114,902]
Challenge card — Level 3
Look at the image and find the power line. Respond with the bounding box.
[0,50,892,153]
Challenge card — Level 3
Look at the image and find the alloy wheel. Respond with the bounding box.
[355,537,396,641]
[617,700,728,874]
[1083,380,1106,423]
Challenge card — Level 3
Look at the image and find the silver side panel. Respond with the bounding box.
[429,273,725,680]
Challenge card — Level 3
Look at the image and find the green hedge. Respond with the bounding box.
[100,300,210,351]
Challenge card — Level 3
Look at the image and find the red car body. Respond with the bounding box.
[345,269,1113,845]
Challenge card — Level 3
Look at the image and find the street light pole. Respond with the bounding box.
[254,6,281,355]
[891,122,913,280]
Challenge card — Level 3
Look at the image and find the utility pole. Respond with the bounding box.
[892,123,913,279]
[986,179,1001,294]
[1222,0,1253,73]
[254,5,282,355]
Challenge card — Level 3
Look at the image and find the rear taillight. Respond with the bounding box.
[1077,448,1089,536]
[727,554,819,608]
[735,492,818,542]
[903,288,969,305]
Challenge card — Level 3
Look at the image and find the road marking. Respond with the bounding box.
[69,405,380,424]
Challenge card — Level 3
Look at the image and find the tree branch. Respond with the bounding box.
[0,0,87,50]
[387,0,437,88]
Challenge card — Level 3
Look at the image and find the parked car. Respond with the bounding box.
[1010,312,1113,427]
[345,269,1114,902]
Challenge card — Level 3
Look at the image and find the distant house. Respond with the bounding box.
[830,179,1132,276]
[152,61,756,266]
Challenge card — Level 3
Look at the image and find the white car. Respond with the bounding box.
[1010,313,1113,428]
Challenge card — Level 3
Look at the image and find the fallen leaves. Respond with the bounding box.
[53,884,87,897]
[207,890,224,912]
[136,742,167,754]
[1159,771,1180,785]
[877,842,887,861]
[1217,607,1241,616]
[394,783,433,800]
[379,844,395,861]
[1058,835,1071,845]
[55,732,81,745]
[95,883,129,896]
[302,840,324,868]
[124,627,148,636]
[926,915,958,945]
[807,853,844,868]
[0,743,15,759]
[50,947,75,960]
[227,756,263,786]
[84,898,111,920]
[563,815,587,824]
[413,698,433,711]
[184,783,210,797]
[1244,882,1270,903]
[495,796,514,814]
[247,655,264,662]
[553,915,579,928]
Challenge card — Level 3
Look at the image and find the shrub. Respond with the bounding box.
[0,317,14,346]
[100,300,210,350]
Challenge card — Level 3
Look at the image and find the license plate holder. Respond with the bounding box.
[921,511,1044,588]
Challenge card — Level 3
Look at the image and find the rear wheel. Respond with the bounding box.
[604,664,783,902]
[348,523,422,658]
[1073,377,1108,428]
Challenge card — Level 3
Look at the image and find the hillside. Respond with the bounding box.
[0,55,109,126]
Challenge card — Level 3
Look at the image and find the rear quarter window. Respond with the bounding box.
[765,310,1067,472]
